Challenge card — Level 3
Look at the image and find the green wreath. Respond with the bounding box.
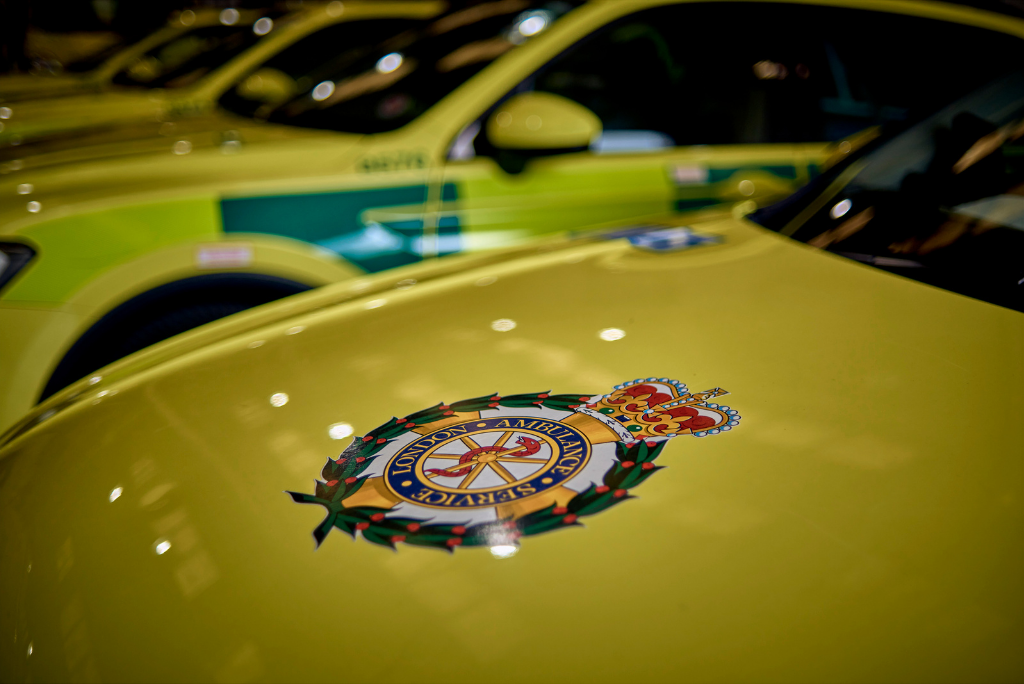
[286,391,667,552]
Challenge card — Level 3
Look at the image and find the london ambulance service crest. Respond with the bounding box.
[287,378,740,552]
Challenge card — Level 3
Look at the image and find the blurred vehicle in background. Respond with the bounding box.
[0,1,442,146]
[0,0,1020,439]
[0,8,271,103]
[1,69,1021,683]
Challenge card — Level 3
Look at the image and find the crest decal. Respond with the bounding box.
[287,378,740,552]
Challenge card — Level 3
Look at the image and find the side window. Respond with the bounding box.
[474,2,1022,154]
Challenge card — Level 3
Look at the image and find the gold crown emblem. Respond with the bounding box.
[577,378,738,440]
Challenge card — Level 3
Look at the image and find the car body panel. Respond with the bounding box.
[0,0,1020,436]
[0,216,1021,682]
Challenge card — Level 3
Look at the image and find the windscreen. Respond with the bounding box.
[110,16,279,89]
[258,1,577,135]
[751,71,1024,312]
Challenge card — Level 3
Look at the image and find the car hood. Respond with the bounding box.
[0,89,166,146]
[0,119,362,236]
[1,216,1021,681]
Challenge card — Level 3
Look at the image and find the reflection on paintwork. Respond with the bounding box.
[26,643,32,657]
[108,486,123,502]
[269,393,289,407]
[328,422,354,440]
[598,328,625,341]
[154,539,172,555]
[16,183,32,194]
[285,326,305,335]
[173,140,192,155]
[247,340,265,349]
[491,318,516,332]
[475,276,496,287]
[220,8,240,25]
[365,298,386,309]
[490,545,518,559]
[26,201,40,213]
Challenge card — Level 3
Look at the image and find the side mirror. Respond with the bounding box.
[235,67,297,105]
[486,92,601,151]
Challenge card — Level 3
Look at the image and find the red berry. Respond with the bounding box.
[646,440,657,447]
[391,535,406,543]
[488,403,499,408]
[490,395,501,400]
[579,397,590,401]
[596,485,610,494]
[568,404,580,409]
[533,401,543,405]
[443,411,454,416]
[621,460,635,468]
[641,462,655,471]
[446,538,462,547]
[613,489,627,498]
[440,405,450,410]
[538,393,549,398]
[362,435,373,442]
[563,514,577,524]
[376,438,387,444]
[344,477,357,484]
[553,506,568,515]
[355,522,369,531]
[326,480,339,486]
[370,513,386,522]
[405,423,415,428]
[355,456,366,463]
[406,522,421,532]
[451,526,466,535]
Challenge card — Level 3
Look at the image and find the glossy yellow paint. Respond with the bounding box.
[1,211,1021,681]
[1,0,1021,441]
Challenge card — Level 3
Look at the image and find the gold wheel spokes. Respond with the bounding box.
[492,431,515,448]
[460,436,482,450]
[457,463,486,489]
[487,460,518,484]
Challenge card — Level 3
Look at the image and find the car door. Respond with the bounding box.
[437,1,1024,246]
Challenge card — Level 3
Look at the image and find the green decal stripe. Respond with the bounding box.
[220,184,460,274]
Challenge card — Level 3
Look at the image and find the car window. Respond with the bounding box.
[476,2,1023,152]
[751,71,1024,312]
[262,1,579,135]
[218,19,427,119]
[110,20,272,89]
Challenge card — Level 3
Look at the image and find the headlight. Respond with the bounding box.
[0,242,35,294]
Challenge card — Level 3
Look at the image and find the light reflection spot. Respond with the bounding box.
[0,107,12,119]
[475,276,497,287]
[270,392,289,407]
[490,545,519,559]
[599,328,625,341]
[26,642,33,657]
[109,487,123,502]
[491,318,516,332]
[154,539,172,555]
[89,375,102,385]
[173,140,192,155]
[496,111,512,128]
[219,8,239,25]
[253,17,273,35]
[376,52,403,74]
[179,9,195,25]
[525,115,542,130]
[285,325,305,335]
[327,1,344,18]
[365,298,386,309]
[830,198,852,219]
[16,183,32,194]
[26,201,40,213]
[248,340,265,349]
[312,80,335,101]
[738,179,755,196]
[328,422,354,440]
